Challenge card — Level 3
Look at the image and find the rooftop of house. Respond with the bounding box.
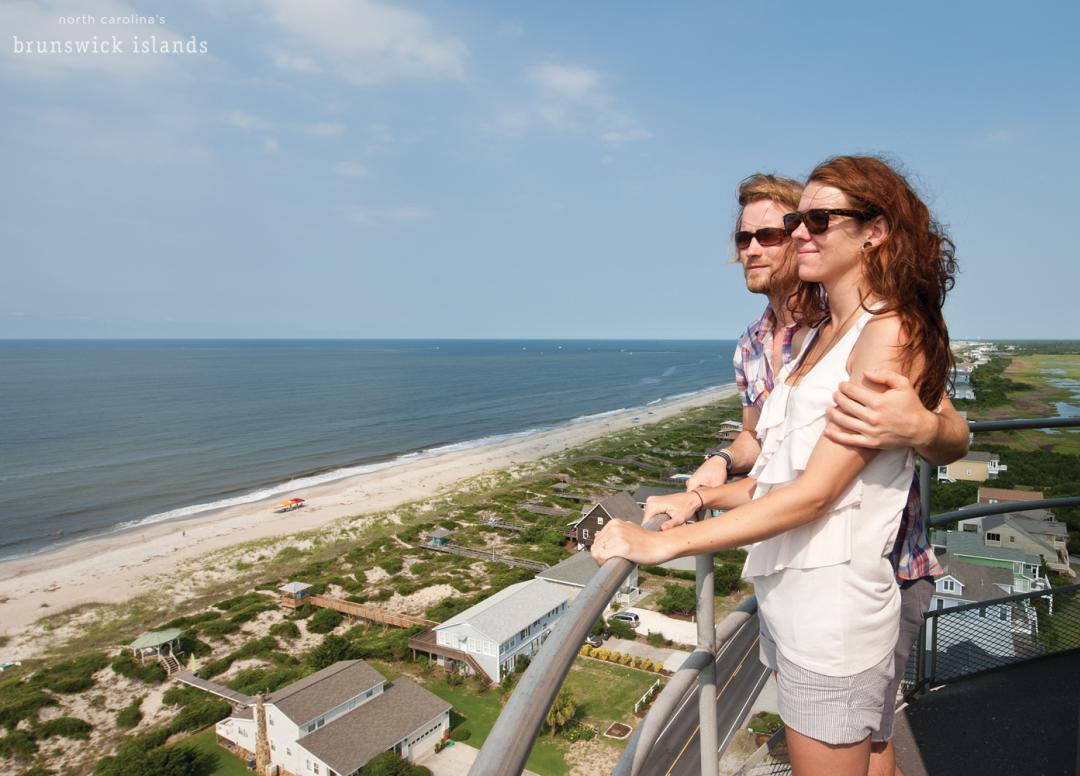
[631,485,682,504]
[957,450,999,463]
[269,660,384,725]
[936,531,1041,568]
[537,550,600,588]
[279,582,311,595]
[436,579,569,644]
[297,676,450,776]
[977,487,1044,502]
[937,559,1014,603]
[427,527,452,539]
[570,491,645,528]
[976,514,1067,555]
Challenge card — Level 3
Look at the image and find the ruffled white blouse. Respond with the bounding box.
[741,310,912,676]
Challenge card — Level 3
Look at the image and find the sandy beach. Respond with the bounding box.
[0,385,736,657]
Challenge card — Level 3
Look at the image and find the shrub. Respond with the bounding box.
[620,653,633,666]
[307,608,344,634]
[641,659,654,672]
[578,645,590,657]
[35,716,92,740]
[514,655,531,673]
[607,651,621,663]
[116,697,143,730]
[163,611,220,629]
[308,635,351,671]
[360,750,431,776]
[290,603,316,619]
[632,656,643,668]
[378,556,404,575]
[168,696,231,734]
[197,619,239,637]
[269,621,301,640]
[0,729,37,760]
[646,631,672,648]
[449,725,471,742]
[111,653,166,684]
[606,618,636,640]
[714,563,744,596]
[162,686,201,707]
[30,653,109,694]
[0,680,57,729]
[653,662,664,673]
[228,666,305,696]
[594,648,610,662]
[657,583,696,615]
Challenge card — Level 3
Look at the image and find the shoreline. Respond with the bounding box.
[0,384,737,654]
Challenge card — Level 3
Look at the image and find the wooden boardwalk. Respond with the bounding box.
[416,542,549,572]
[175,670,255,707]
[286,595,437,629]
[483,517,528,533]
[522,502,573,518]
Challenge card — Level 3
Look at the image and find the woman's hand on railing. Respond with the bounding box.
[645,492,700,530]
[591,518,677,566]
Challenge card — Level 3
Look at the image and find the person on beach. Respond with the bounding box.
[593,156,959,775]
[688,172,967,775]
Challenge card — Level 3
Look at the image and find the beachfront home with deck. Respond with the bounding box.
[568,492,643,548]
[539,548,639,606]
[932,530,1047,592]
[216,660,449,776]
[957,509,1073,575]
[428,578,570,683]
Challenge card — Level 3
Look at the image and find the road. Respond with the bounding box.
[644,612,770,776]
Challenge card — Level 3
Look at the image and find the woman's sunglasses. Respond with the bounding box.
[782,208,878,236]
[734,227,789,250]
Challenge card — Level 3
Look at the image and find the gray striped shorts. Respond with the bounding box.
[761,633,894,745]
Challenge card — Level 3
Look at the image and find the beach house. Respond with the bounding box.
[567,492,644,548]
[538,548,640,606]
[215,660,449,776]
[424,578,570,683]
[937,451,1007,483]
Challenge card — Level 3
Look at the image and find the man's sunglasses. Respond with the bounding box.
[782,208,878,235]
[734,227,789,250]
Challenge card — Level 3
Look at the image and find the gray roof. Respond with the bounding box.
[977,515,1058,555]
[230,706,254,720]
[298,677,449,775]
[130,628,183,650]
[270,660,384,725]
[538,551,599,588]
[570,491,645,528]
[938,560,1014,604]
[279,582,311,594]
[427,527,452,538]
[631,485,682,504]
[436,579,569,644]
[939,531,1041,567]
[961,450,999,463]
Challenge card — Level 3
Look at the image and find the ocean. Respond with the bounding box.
[0,340,735,561]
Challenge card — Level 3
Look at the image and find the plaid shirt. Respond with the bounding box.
[733,305,799,409]
[732,304,941,581]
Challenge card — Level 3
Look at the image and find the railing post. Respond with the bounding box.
[695,508,717,776]
[929,610,939,688]
[914,616,927,695]
[919,455,931,526]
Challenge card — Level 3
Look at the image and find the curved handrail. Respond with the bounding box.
[469,514,668,776]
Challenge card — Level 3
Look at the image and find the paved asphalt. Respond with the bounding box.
[643,612,770,776]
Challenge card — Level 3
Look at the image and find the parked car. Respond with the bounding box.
[585,634,603,648]
[611,612,640,628]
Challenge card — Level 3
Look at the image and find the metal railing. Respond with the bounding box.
[472,416,1080,776]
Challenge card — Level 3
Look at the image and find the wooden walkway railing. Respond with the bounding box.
[286,595,437,629]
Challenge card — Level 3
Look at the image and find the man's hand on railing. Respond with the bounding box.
[591,518,676,566]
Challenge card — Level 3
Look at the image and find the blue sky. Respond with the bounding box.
[2,0,1077,339]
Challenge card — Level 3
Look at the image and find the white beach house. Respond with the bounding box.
[216,660,449,776]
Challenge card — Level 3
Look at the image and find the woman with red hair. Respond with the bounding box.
[593,155,956,774]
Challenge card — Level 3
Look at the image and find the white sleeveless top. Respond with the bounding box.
[741,310,912,677]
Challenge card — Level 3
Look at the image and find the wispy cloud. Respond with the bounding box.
[334,161,368,177]
[262,136,279,153]
[495,61,652,157]
[348,205,429,226]
[300,121,345,137]
[976,129,1013,147]
[260,0,468,86]
[226,111,271,131]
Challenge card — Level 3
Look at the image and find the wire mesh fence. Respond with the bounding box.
[915,581,1080,689]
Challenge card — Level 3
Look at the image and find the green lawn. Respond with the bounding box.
[422,676,568,775]
[185,728,251,776]
[419,657,661,776]
[563,658,661,728]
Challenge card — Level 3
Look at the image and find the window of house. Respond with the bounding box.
[942,580,955,592]
[271,742,276,751]
[936,599,944,610]
[999,608,1009,621]
[315,764,320,774]
[268,716,274,725]
[986,532,1001,542]
[582,529,589,539]
[596,516,604,525]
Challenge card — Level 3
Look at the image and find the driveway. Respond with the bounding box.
[420,742,541,776]
[612,607,698,647]
[605,637,693,671]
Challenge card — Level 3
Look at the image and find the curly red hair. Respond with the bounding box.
[789,155,957,408]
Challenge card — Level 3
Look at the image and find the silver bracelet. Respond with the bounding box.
[705,448,735,472]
